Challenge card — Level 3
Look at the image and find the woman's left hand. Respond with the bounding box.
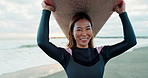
[113,1,126,14]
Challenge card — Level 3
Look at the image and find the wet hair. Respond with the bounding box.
[67,12,94,49]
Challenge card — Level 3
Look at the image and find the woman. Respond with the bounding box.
[37,1,137,78]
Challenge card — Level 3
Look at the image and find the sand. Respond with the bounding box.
[0,46,148,78]
[0,64,64,78]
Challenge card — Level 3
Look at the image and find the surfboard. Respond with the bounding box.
[44,0,122,38]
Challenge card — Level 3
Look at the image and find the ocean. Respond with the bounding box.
[0,38,148,75]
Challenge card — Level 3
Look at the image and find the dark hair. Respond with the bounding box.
[67,12,94,49]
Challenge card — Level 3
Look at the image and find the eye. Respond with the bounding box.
[86,28,91,30]
[76,29,82,31]
[86,26,92,30]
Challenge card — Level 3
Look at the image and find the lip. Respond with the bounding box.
[80,38,88,40]
[80,38,89,42]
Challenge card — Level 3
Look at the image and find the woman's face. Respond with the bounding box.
[73,19,93,48]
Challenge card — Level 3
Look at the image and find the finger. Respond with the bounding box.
[48,6,55,12]
[113,6,118,11]
[51,7,55,12]
[120,1,126,8]
[122,1,126,7]
[42,1,45,6]
[41,1,46,8]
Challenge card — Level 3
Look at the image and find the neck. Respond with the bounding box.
[76,45,88,48]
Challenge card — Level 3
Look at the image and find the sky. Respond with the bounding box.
[0,0,148,39]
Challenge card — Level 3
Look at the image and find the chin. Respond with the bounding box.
[79,43,89,47]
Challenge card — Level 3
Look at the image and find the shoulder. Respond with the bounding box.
[95,46,105,54]
[54,47,71,57]
[64,48,72,55]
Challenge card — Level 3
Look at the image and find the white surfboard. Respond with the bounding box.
[45,0,122,37]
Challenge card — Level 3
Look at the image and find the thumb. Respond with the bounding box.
[113,6,118,11]
[48,6,55,12]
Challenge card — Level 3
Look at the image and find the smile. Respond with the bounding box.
[80,38,90,42]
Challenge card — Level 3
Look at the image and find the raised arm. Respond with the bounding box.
[101,1,137,62]
[37,2,67,63]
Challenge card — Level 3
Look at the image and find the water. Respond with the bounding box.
[0,38,148,75]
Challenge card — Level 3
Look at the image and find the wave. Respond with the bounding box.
[19,44,37,48]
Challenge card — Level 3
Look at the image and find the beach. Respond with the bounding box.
[0,46,148,78]
[0,64,64,78]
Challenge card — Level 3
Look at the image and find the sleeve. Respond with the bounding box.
[37,10,67,63]
[100,12,137,62]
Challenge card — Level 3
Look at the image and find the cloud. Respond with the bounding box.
[0,0,43,38]
[0,0,147,39]
[127,0,148,16]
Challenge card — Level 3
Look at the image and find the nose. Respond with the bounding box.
[81,30,87,36]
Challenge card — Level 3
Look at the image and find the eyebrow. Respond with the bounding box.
[86,26,91,28]
[76,27,82,29]
[76,26,91,29]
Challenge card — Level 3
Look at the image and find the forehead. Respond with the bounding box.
[74,19,91,28]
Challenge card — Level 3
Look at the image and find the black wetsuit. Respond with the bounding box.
[37,10,137,78]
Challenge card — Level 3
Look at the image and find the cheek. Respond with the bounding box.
[88,30,93,37]
[73,31,81,39]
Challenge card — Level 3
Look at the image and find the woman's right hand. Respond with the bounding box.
[42,1,55,12]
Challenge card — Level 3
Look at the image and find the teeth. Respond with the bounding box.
[81,38,87,40]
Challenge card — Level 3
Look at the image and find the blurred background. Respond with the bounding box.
[0,0,148,78]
